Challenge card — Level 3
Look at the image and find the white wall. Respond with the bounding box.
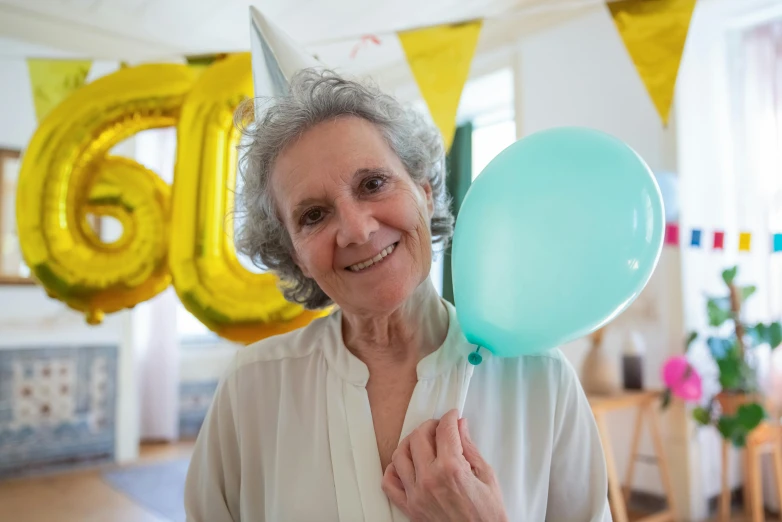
[515,8,705,519]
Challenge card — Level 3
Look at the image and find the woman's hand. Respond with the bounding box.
[381,409,508,522]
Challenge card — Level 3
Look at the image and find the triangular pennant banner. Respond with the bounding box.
[27,59,93,122]
[398,20,482,151]
[608,0,696,125]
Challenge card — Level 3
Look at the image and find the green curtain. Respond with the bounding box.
[442,122,473,304]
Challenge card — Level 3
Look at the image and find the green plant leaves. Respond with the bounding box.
[716,348,746,391]
[772,322,782,349]
[717,361,743,390]
[722,266,738,286]
[692,407,711,425]
[685,331,698,352]
[717,417,748,447]
[740,285,757,301]
[748,323,767,346]
[717,416,737,441]
[707,298,732,327]
[716,402,766,447]
[737,403,765,428]
[661,388,672,409]
[748,322,782,349]
[707,337,732,359]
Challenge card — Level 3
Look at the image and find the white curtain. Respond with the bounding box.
[733,20,782,397]
[734,19,782,510]
[132,128,180,441]
[134,287,180,441]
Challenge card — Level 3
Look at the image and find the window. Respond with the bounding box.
[456,66,517,179]
[472,117,517,179]
[177,304,217,342]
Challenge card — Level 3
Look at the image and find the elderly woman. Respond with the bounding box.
[184,69,612,521]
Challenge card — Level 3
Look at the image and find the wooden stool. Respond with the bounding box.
[589,391,678,522]
[719,417,782,522]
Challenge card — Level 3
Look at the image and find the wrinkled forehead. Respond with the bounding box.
[269,116,405,209]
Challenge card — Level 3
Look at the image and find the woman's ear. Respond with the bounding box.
[421,181,434,218]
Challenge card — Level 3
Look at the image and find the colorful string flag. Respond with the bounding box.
[690,229,702,247]
[607,0,697,126]
[399,20,482,151]
[665,223,680,245]
[661,224,782,254]
[713,231,725,250]
[739,232,752,252]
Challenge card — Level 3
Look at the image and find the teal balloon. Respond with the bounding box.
[451,127,664,358]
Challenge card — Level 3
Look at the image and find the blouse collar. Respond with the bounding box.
[321,299,477,387]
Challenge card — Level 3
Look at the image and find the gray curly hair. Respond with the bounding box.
[234,68,454,309]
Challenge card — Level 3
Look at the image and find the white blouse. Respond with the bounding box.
[184,300,612,521]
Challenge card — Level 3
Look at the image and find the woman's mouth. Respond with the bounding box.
[346,242,398,272]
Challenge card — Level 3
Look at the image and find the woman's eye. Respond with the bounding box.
[301,208,324,226]
[362,176,385,193]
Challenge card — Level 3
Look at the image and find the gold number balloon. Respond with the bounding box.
[16,64,196,324]
[170,53,327,343]
[18,55,326,342]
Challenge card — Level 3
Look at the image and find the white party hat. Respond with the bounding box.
[249,7,322,97]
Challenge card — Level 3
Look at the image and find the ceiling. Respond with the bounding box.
[0,0,603,78]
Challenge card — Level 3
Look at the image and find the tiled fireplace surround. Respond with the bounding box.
[0,345,217,478]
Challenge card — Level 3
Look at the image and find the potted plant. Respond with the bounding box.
[661,265,781,447]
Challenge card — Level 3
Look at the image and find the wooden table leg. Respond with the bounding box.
[647,404,679,519]
[748,443,764,522]
[721,440,731,522]
[773,431,782,520]
[744,449,753,518]
[623,406,644,504]
[595,410,629,522]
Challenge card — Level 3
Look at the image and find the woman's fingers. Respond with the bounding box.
[385,414,507,521]
[435,409,464,458]
[392,436,416,489]
[409,419,438,472]
[381,463,408,513]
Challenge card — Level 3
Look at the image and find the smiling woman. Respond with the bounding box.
[184,69,612,522]
[268,115,438,317]
[233,72,453,311]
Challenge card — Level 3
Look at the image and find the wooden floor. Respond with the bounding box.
[0,441,194,522]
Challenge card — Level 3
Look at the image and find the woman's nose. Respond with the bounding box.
[335,202,378,248]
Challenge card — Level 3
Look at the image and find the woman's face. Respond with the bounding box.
[271,116,435,315]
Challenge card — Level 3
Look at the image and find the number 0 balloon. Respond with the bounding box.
[451,127,664,358]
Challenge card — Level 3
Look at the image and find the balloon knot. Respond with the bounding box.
[86,309,104,325]
[468,347,483,366]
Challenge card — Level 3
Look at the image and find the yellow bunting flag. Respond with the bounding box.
[26,59,92,122]
[399,21,482,151]
[739,232,752,252]
[608,0,697,126]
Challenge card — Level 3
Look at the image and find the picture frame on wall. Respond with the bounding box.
[0,148,32,285]
[0,149,104,286]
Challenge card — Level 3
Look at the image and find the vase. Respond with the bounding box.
[581,340,621,395]
[622,330,646,390]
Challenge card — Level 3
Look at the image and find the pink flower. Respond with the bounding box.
[662,356,702,402]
